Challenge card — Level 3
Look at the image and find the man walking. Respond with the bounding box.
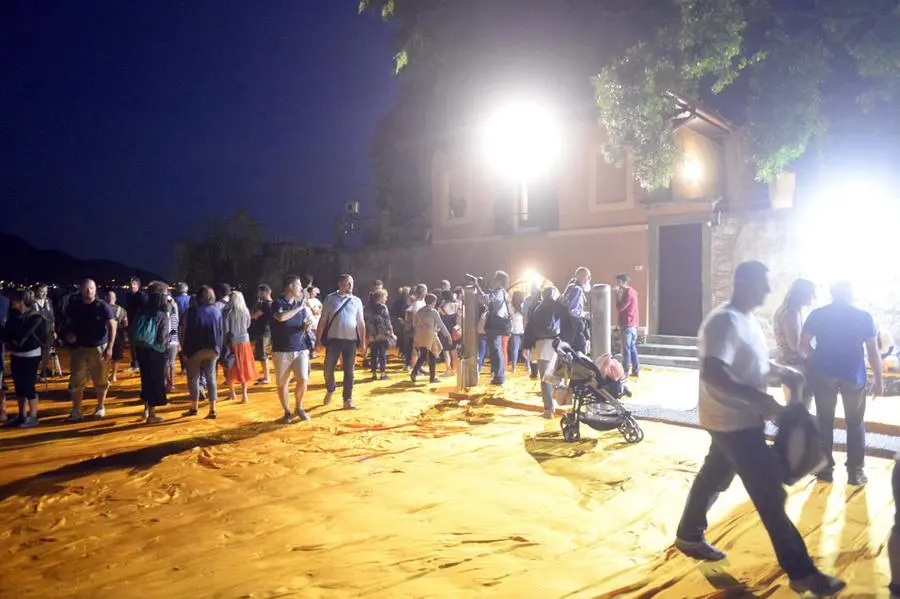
[271,276,313,423]
[615,274,640,379]
[318,274,366,410]
[674,261,844,596]
[560,266,591,353]
[125,277,146,370]
[251,284,274,384]
[64,279,117,421]
[800,281,882,486]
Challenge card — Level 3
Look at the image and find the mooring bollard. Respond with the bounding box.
[590,283,612,360]
[457,286,480,390]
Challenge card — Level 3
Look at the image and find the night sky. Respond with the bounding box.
[1,1,396,277]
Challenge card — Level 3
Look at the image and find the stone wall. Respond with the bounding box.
[710,210,900,347]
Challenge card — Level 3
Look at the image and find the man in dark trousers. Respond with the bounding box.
[674,261,845,596]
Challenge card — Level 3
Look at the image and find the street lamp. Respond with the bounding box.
[483,101,562,227]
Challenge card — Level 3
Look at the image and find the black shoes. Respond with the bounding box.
[675,537,727,561]
[848,469,867,486]
[790,571,846,596]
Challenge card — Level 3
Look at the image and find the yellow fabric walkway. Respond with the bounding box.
[0,361,894,598]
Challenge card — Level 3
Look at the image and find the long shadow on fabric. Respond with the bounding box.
[0,421,281,501]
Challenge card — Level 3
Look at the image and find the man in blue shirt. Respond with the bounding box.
[271,275,313,423]
[317,274,366,409]
[801,281,882,486]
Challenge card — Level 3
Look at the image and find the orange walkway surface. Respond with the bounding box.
[0,361,895,598]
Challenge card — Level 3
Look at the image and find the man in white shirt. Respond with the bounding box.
[675,261,845,597]
[317,274,366,410]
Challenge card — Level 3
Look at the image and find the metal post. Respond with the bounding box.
[457,287,481,389]
[590,284,612,360]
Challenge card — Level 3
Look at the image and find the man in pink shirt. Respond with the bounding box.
[615,274,640,379]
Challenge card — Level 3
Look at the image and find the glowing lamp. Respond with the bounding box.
[483,102,562,180]
[680,156,703,184]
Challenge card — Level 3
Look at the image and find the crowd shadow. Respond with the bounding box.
[0,420,282,501]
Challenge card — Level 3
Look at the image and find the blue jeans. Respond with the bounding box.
[810,375,866,472]
[370,341,388,375]
[324,339,357,401]
[488,334,506,384]
[187,349,218,404]
[477,335,487,372]
[676,427,816,580]
[509,334,523,371]
[620,327,639,375]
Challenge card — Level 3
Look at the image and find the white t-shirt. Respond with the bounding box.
[307,297,323,328]
[698,303,771,432]
[510,309,525,335]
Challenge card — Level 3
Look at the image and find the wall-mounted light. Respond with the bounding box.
[680,156,703,184]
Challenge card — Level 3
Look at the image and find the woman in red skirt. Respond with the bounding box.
[222,291,258,404]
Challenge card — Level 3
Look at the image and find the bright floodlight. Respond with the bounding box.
[483,102,562,179]
[799,178,894,301]
[681,156,703,183]
[521,268,544,288]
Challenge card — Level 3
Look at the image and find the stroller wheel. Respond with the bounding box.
[560,413,580,443]
[621,417,644,444]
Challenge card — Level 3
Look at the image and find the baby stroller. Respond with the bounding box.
[552,339,644,444]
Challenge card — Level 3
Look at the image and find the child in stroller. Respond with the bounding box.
[551,339,644,444]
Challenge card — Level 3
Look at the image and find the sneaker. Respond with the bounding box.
[19,417,39,428]
[145,416,164,424]
[182,408,199,417]
[296,408,311,421]
[380,373,389,381]
[343,399,356,410]
[92,407,106,419]
[4,415,25,428]
[370,374,378,382]
[790,571,846,596]
[205,412,217,420]
[323,391,333,406]
[848,469,868,486]
[816,469,834,483]
[281,412,294,424]
[429,377,440,384]
[674,537,727,561]
[542,410,554,419]
[65,409,84,423]
[409,372,417,383]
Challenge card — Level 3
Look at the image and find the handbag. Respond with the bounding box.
[321,297,353,346]
[485,293,512,336]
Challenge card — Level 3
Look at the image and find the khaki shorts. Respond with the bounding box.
[274,351,310,387]
[68,346,110,392]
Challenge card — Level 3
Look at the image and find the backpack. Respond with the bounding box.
[133,313,166,353]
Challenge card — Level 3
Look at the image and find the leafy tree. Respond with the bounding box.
[361,0,900,189]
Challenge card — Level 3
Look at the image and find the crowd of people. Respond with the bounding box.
[1,263,899,596]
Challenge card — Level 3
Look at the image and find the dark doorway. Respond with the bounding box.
[657,222,703,337]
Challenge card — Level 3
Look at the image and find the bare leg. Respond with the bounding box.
[72,389,84,413]
[278,382,291,414]
[97,386,108,411]
[111,361,119,382]
[228,380,237,401]
[0,389,7,420]
[294,379,308,412]
[240,381,249,404]
[28,396,38,420]
[262,357,270,382]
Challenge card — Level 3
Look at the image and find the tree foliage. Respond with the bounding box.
[361,0,900,189]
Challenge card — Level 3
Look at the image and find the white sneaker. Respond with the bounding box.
[19,417,39,428]
[65,409,84,423]
[92,407,106,419]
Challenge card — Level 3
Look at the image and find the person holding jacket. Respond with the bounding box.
[181,286,223,420]
[411,293,450,384]
[524,286,560,419]
[1,289,48,427]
